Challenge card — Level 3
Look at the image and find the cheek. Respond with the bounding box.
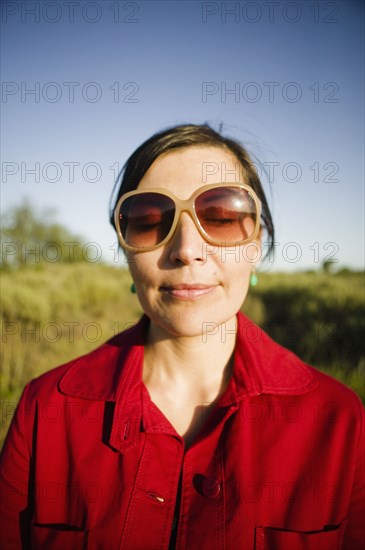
[213,241,261,266]
[230,265,252,310]
[127,251,159,288]
[216,248,254,300]
[214,245,258,274]
[229,264,251,296]
[127,253,145,282]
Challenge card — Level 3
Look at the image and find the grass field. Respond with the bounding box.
[1,263,364,446]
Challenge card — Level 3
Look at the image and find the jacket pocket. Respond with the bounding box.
[255,520,346,550]
[30,524,88,550]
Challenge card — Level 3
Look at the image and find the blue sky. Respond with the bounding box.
[1,0,364,271]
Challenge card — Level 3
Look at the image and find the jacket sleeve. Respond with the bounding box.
[0,383,35,549]
[342,394,365,549]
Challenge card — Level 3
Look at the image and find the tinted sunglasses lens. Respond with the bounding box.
[119,193,175,248]
[195,187,257,243]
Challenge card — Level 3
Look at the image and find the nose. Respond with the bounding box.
[168,212,205,265]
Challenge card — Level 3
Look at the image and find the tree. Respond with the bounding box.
[322,258,337,274]
[1,200,88,269]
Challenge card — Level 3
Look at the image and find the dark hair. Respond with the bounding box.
[109,123,275,258]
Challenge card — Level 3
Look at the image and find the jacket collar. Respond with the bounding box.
[59,313,317,452]
[218,313,317,406]
[59,312,317,403]
[59,315,148,401]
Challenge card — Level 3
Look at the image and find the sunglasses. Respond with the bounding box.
[114,183,262,252]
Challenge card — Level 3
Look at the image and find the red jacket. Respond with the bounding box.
[1,313,364,549]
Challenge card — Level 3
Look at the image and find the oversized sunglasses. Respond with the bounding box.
[114,183,262,252]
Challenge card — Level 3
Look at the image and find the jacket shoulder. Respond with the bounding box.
[25,316,148,402]
[305,364,364,412]
[236,312,364,409]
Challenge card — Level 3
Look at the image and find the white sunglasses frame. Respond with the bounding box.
[114,182,262,252]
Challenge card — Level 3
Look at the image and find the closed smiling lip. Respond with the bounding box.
[160,283,218,300]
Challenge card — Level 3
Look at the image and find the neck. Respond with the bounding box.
[143,315,237,400]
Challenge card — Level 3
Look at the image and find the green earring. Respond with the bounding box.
[250,268,258,287]
[130,283,136,294]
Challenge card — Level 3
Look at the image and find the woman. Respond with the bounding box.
[1,124,364,549]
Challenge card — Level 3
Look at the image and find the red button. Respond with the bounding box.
[202,477,221,498]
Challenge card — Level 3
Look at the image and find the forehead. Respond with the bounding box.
[137,146,246,198]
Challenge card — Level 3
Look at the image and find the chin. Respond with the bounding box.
[149,307,239,339]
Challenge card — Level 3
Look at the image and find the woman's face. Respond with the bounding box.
[126,146,261,338]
